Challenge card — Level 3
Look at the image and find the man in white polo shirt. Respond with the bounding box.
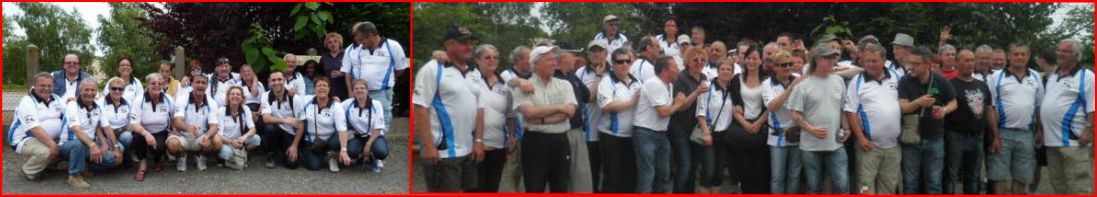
[207,57,242,106]
[844,44,902,194]
[631,36,663,81]
[633,56,705,193]
[513,46,578,193]
[593,15,627,61]
[10,73,66,181]
[1039,38,1094,194]
[413,25,484,192]
[341,21,408,126]
[986,41,1043,194]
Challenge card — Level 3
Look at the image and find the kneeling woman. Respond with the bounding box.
[131,73,175,181]
[299,76,353,171]
[341,80,389,172]
[217,86,262,169]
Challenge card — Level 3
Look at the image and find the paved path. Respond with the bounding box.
[3,92,411,193]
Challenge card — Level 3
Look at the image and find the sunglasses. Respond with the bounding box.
[614,59,630,65]
[779,63,796,68]
[110,87,125,92]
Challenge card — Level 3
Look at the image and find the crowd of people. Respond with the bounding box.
[10,21,406,189]
[414,15,1093,194]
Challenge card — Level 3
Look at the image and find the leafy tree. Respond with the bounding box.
[3,14,28,84]
[413,3,549,72]
[9,2,95,77]
[98,2,163,80]
[142,3,409,75]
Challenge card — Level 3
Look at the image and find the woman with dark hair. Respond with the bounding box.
[728,44,772,194]
[301,60,321,96]
[103,57,144,103]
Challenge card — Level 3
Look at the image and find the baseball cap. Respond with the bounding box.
[603,15,619,23]
[529,46,559,65]
[677,35,691,45]
[444,25,479,42]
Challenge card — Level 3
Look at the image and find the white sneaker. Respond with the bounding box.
[328,156,340,172]
[377,160,384,168]
[196,155,208,171]
[177,154,187,172]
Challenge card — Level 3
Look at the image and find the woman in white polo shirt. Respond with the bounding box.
[131,73,175,182]
[101,57,143,103]
[695,58,735,194]
[100,77,135,166]
[342,80,389,173]
[217,86,262,169]
[763,51,803,193]
[240,65,266,122]
[299,76,352,172]
[466,44,513,192]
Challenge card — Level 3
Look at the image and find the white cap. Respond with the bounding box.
[529,46,559,66]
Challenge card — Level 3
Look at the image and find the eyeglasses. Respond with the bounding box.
[614,59,630,65]
[110,87,125,92]
[779,63,796,68]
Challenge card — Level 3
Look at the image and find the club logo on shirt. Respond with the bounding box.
[24,115,36,123]
[119,108,128,114]
[157,105,168,112]
[89,111,100,118]
[886,81,898,90]
[833,87,842,99]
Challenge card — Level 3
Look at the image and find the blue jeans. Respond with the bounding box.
[59,141,118,176]
[668,133,696,193]
[802,148,849,194]
[303,136,343,171]
[771,145,803,193]
[944,131,983,194]
[902,136,945,194]
[699,131,727,187]
[633,127,671,193]
[218,135,262,160]
[347,135,390,161]
[369,89,394,127]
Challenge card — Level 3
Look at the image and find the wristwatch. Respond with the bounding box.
[475,138,483,143]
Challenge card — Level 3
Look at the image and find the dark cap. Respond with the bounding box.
[217,57,231,66]
[444,25,479,42]
[557,42,584,53]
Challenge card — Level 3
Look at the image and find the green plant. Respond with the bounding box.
[242,22,286,73]
[810,15,854,41]
[291,2,335,40]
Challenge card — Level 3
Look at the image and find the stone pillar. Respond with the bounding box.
[25,44,39,82]
[173,46,185,79]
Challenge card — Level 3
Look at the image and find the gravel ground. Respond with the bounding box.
[2,92,411,194]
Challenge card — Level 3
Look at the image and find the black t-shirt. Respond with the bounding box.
[944,77,991,135]
[668,72,707,137]
[898,73,956,139]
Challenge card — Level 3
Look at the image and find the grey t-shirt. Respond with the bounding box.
[786,74,847,152]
